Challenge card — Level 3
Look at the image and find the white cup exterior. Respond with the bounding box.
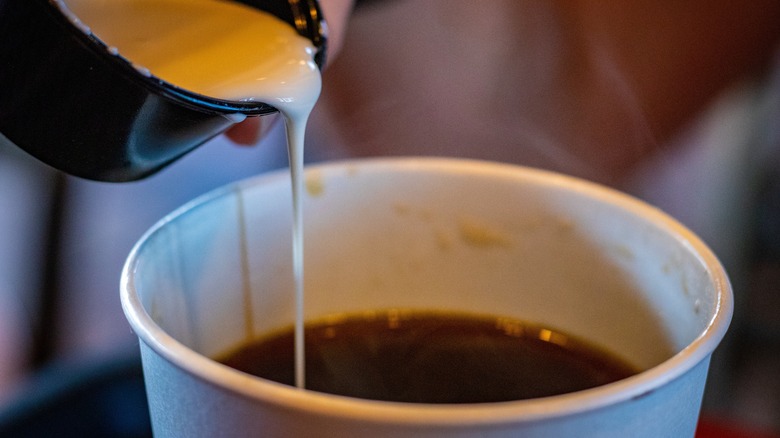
[121,157,732,437]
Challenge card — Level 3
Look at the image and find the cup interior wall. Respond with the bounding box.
[132,161,722,374]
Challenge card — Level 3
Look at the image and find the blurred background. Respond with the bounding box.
[1,1,779,436]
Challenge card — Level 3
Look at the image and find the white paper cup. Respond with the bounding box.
[121,157,732,437]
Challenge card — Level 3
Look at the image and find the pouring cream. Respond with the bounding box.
[63,0,322,389]
[63,0,322,106]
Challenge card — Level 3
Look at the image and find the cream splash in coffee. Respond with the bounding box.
[63,0,321,388]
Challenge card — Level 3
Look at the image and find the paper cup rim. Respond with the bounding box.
[121,157,732,427]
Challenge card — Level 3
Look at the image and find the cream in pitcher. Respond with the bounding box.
[63,0,321,387]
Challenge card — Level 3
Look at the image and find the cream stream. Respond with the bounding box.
[64,0,322,389]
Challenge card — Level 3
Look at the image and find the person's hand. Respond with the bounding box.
[225,0,354,145]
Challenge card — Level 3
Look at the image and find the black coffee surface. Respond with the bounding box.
[217,311,639,403]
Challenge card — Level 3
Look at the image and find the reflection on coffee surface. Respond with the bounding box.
[217,311,639,403]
